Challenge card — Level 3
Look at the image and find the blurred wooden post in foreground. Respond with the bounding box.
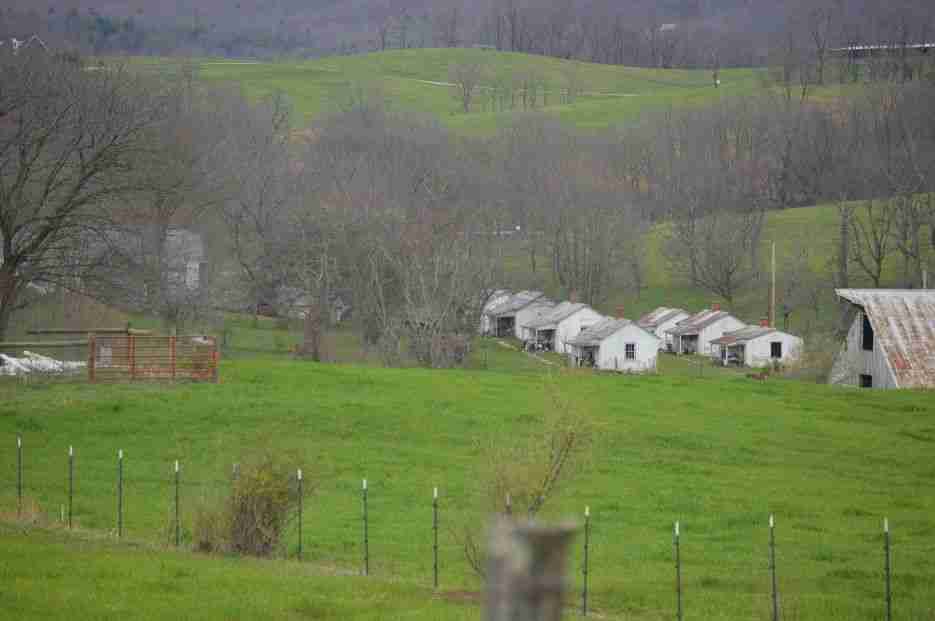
[485,518,577,621]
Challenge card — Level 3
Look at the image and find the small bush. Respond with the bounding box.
[191,450,307,558]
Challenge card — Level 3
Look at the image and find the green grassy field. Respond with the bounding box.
[2,356,935,619]
[133,49,763,132]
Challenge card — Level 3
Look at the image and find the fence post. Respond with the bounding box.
[68,445,74,529]
[117,449,123,538]
[297,469,303,561]
[16,436,22,518]
[884,518,892,621]
[675,521,682,621]
[362,478,369,576]
[174,460,181,547]
[484,517,577,621]
[433,487,439,589]
[769,514,779,621]
[505,493,512,516]
[582,506,591,616]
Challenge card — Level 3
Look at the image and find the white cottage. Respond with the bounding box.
[521,302,604,353]
[567,318,660,372]
[710,322,803,368]
[479,289,513,335]
[666,306,745,356]
[637,307,690,350]
[486,290,554,339]
[829,289,935,390]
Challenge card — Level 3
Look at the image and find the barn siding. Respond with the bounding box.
[830,311,898,389]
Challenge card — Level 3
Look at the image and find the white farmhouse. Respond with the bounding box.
[637,307,690,350]
[829,289,935,390]
[567,318,660,372]
[666,305,745,356]
[479,289,512,335]
[485,290,554,339]
[710,322,803,368]
[521,302,604,353]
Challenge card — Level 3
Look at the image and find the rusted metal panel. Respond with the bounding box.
[836,289,935,389]
[89,335,219,383]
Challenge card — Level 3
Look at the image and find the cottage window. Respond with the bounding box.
[625,343,636,360]
[859,374,873,388]
[770,342,782,359]
[862,314,874,351]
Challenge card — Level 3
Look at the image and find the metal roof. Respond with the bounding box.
[523,302,592,330]
[638,307,688,329]
[667,309,735,336]
[710,325,776,346]
[836,289,935,389]
[486,290,550,317]
[567,318,657,347]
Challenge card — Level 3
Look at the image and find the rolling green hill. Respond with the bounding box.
[137,49,764,132]
[2,357,935,619]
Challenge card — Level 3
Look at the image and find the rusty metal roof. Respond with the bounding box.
[667,309,736,336]
[836,289,935,389]
[637,307,689,329]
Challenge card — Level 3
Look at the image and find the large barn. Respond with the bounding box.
[829,289,935,390]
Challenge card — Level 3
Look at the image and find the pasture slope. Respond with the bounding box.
[138,48,763,132]
[2,356,935,619]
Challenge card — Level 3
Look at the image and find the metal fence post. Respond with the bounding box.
[174,460,181,547]
[884,518,892,621]
[297,469,303,561]
[16,436,22,518]
[770,514,779,621]
[582,506,591,616]
[675,521,683,621]
[433,487,439,589]
[68,446,74,529]
[117,449,123,538]
[362,478,369,576]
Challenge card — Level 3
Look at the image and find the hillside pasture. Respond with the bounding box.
[2,357,935,619]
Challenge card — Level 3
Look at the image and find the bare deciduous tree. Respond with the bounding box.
[449,58,487,114]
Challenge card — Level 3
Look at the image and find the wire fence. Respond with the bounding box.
[2,434,930,619]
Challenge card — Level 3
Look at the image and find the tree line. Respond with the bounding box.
[2,1,934,72]
[2,50,934,367]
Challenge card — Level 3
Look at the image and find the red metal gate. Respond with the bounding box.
[89,335,219,383]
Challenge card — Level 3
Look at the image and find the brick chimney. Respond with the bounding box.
[760,317,770,328]
[616,305,626,319]
[569,290,578,303]
[711,302,721,312]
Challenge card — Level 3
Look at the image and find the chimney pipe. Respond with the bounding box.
[569,290,578,304]
[760,318,769,328]
[712,303,721,312]
[616,305,626,320]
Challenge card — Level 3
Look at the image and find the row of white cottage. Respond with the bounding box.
[480,290,803,372]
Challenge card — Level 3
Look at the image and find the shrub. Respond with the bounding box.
[191,450,307,558]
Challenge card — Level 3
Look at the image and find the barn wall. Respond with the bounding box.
[597,326,660,372]
[555,308,605,353]
[829,311,897,389]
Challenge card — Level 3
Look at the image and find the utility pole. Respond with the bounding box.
[770,241,776,328]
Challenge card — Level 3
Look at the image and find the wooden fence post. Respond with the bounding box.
[88,335,96,383]
[128,334,135,380]
[485,518,576,621]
